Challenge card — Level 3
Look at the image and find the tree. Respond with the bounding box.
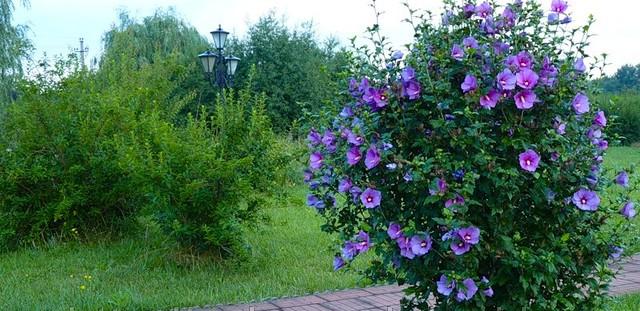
[0,0,31,104]
[599,64,640,93]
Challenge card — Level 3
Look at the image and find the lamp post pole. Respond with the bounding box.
[198,25,240,89]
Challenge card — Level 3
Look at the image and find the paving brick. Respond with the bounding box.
[316,289,370,301]
[362,285,405,295]
[272,295,327,308]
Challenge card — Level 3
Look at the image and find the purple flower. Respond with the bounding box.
[322,130,336,147]
[481,277,494,297]
[519,149,541,172]
[550,151,560,162]
[401,67,421,100]
[548,13,560,24]
[451,44,465,60]
[480,89,501,109]
[362,87,388,111]
[463,37,479,50]
[572,93,590,115]
[391,50,404,60]
[615,171,629,188]
[347,132,364,146]
[410,234,432,256]
[455,278,478,302]
[445,194,465,209]
[572,188,600,211]
[346,147,362,166]
[361,188,382,208]
[339,106,353,118]
[556,123,566,135]
[397,236,415,259]
[611,246,624,260]
[463,3,476,18]
[516,51,533,70]
[309,152,323,170]
[365,146,381,170]
[461,74,478,93]
[453,169,465,181]
[354,231,370,253]
[451,239,472,255]
[574,57,586,73]
[308,129,322,146]
[349,186,362,203]
[403,171,413,182]
[593,111,607,127]
[481,16,497,34]
[437,275,456,296]
[514,90,537,110]
[342,242,357,260]
[430,178,448,196]
[338,178,352,193]
[516,68,539,89]
[457,226,480,245]
[587,128,602,140]
[303,170,313,183]
[497,69,516,90]
[597,140,608,151]
[333,256,346,271]
[493,41,510,55]
[551,0,568,13]
[502,7,516,28]
[387,223,403,240]
[475,1,493,18]
[621,201,636,219]
[306,194,324,209]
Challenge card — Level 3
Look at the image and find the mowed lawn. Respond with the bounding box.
[0,147,638,310]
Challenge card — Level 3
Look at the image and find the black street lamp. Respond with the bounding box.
[198,25,240,88]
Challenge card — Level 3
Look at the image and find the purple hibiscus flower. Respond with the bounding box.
[362,87,388,111]
[354,231,371,253]
[445,194,465,209]
[611,246,624,259]
[461,74,478,93]
[403,171,413,182]
[410,234,433,256]
[347,131,364,146]
[308,129,322,146]
[303,170,313,183]
[572,93,590,115]
[593,111,607,127]
[397,236,415,259]
[333,256,346,271]
[556,122,566,135]
[463,36,479,50]
[338,178,352,193]
[430,177,448,196]
[475,1,493,18]
[481,277,494,297]
[322,130,336,146]
[516,68,539,89]
[497,69,516,90]
[493,41,510,55]
[615,171,629,188]
[514,90,537,109]
[339,106,353,118]
[502,7,516,28]
[451,238,472,255]
[437,275,456,296]
[519,149,541,172]
[597,139,608,151]
[387,223,403,240]
[551,0,568,13]
[480,89,501,109]
[455,278,478,302]
[391,50,404,60]
[346,147,362,166]
[451,44,465,60]
[309,152,323,170]
[457,226,481,245]
[342,242,357,260]
[574,57,586,73]
[515,51,533,70]
[401,67,421,100]
[360,188,382,208]
[621,201,636,219]
[572,188,600,211]
[306,194,325,209]
[365,146,381,170]
[463,3,476,18]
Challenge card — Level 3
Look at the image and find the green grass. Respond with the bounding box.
[0,186,368,310]
[0,147,638,310]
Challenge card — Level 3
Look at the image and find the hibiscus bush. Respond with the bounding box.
[305,0,638,310]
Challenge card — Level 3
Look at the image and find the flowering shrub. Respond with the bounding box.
[306,0,638,309]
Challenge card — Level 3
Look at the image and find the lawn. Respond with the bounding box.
[0,147,638,310]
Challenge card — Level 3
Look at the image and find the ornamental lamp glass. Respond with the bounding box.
[225,56,240,76]
[211,25,229,50]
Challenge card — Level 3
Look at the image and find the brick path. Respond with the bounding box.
[186,254,640,311]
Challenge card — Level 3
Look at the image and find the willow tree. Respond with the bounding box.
[0,0,31,104]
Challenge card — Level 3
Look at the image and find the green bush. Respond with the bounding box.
[597,91,640,145]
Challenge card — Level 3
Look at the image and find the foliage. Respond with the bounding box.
[306,1,638,310]
[597,91,640,144]
[0,0,32,104]
[598,64,640,94]
[227,12,351,132]
[99,9,212,119]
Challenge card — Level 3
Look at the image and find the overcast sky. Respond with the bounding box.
[14,0,640,75]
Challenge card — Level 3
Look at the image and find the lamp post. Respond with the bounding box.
[198,25,240,88]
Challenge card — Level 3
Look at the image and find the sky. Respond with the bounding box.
[13,0,640,76]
